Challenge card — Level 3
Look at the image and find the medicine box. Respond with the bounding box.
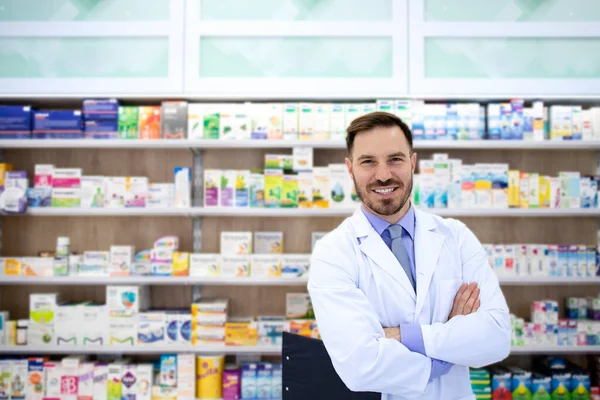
[286,293,314,319]
[106,286,143,318]
[0,106,32,138]
[32,110,83,139]
[124,177,148,208]
[80,176,106,208]
[254,232,283,254]
[147,183,173,208]
[83,99,119,120]
[250,255,281,277]
[137,312,166,346]
[281,254,311,277]
[220,255,250,277]
[80,304,107,346]
[189,253,220,277]
[84,119,118,139]
[161,101,188,139]
[221,232,252,255]
[109,246,135,277]
[118,106,139,139]
[138,106,161,140]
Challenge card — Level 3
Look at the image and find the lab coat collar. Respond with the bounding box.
[351,207,445,317]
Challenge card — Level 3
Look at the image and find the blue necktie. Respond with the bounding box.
[387,225,416,291]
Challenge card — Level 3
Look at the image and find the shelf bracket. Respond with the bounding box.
[191,147,204,303]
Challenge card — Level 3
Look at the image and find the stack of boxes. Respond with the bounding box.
[220,232,252,277]
[106,285,149,346]
[150,236,190,277]
[51,167,81,208]
[82,99,119,139]
[191,299,228,346]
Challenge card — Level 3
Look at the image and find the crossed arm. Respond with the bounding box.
[384,282,481,341]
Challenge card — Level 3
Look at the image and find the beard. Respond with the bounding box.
[353,173,413,216]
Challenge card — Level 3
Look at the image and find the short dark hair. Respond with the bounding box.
[346,111,413,156]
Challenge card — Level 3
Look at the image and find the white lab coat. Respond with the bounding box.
[308,207,511,400]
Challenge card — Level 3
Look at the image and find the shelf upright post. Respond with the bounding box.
[191,147,204,303]
[0,148,4,256]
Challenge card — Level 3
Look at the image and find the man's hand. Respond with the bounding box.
[448,282,480,319]
[383,327,401,342]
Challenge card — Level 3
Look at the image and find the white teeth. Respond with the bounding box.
[374,188,394,194]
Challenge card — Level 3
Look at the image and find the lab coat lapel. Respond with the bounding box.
[414,209,445,317]
[350,210,417,301]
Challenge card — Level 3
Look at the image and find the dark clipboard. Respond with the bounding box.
[282,332,382,400]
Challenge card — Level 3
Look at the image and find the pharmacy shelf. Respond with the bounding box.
[22,208,191,217]
[7,207,600,218]
[191,208,600,218]
[0,276,309,286]
[2,139,600,150]
[498,277,600,286]
[0,345,598,356]
[510,346,600,355]
[0,345,282,356]
[0,276,595,287]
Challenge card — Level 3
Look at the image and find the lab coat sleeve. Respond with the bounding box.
[420,221,511,368]
[308,240,432,398]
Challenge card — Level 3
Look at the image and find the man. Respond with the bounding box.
[307,112,511,400]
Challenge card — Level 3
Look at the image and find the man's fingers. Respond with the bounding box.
[450,284,468,316]
[463,287,480,314]
[473,299,481,312]
[455,282,477,315]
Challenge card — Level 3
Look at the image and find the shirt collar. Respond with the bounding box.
[361,203,415,240]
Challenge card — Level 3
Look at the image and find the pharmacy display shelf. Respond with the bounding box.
[0,344,282,356]
[2,139,600,151]
[0,345,598,356]
[0,276,597,287]
[510,346,600,355]
[191,208,600,218]
[0,276,309,286]
[497,277,600,286]
[9,207,600,218]
[23,208,191,217]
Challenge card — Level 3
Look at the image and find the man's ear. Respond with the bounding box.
[345,157,353,178]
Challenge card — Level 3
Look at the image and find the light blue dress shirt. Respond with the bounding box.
[361,204,453,381]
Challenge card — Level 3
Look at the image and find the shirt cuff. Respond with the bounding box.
[429,359,453,381]
[399,323,426,355]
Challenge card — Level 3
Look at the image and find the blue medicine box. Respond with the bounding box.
[0,106,32,138]
[84,119,118,139]
[33,110,83,139]
[83,99,119,120]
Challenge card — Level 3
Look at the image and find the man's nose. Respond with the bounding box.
[374,165,392,182]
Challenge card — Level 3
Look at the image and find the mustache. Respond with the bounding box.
[367,180,403,190]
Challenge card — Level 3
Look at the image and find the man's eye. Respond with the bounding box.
[391,158,403,162]
[361,160,373,165]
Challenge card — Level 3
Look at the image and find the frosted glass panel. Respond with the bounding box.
[200,0,391,21]
[0,0,170,21]
[424,38,600,78]
[425,0,600,21]
[199,37,392,78]
[0,37,169,78]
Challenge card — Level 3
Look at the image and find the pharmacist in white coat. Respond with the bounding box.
[308,112,511,400]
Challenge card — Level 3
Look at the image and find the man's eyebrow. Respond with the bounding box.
[388,151,407,158]
[356,151,407,161]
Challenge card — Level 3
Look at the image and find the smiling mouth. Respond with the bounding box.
[372,187,397,195]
